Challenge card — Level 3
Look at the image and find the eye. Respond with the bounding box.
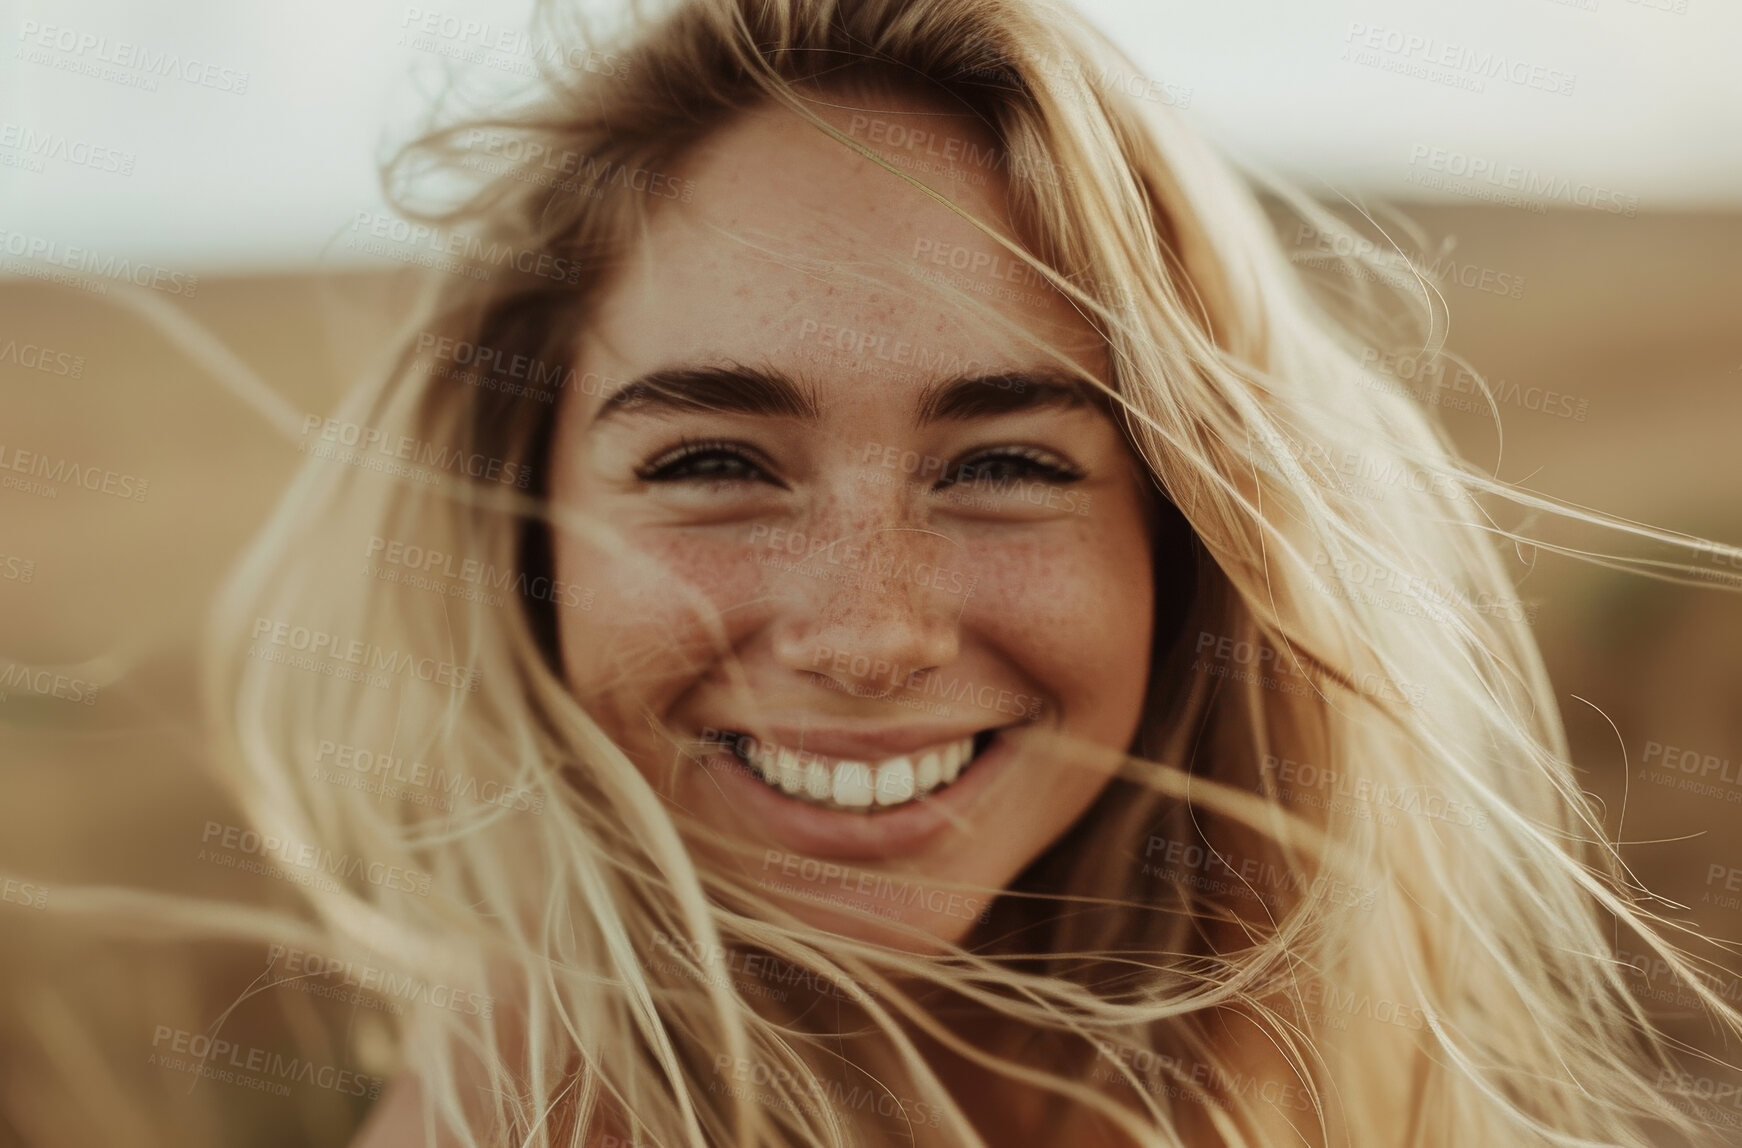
[935,445,1083,490]
[634,438,783,487]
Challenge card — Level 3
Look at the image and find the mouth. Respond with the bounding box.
[697,727,1002,814]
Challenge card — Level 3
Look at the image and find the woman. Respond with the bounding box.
[195,0,1742,1143]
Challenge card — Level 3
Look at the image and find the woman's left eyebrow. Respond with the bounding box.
[591,364,1099,427]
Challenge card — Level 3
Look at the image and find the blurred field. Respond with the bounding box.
[1,204,1739,1145]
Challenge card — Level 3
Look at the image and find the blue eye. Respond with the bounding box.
[635,438,782,486]
[936,446,1083,490]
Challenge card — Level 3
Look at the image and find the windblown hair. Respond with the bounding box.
[183,0,1742,1144]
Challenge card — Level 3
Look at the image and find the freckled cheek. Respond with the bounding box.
[963,539,1153,707]
[560,533,769,654]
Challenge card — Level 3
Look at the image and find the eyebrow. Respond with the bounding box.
[591,363,1104,428]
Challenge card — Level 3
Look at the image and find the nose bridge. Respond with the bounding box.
[769,483,969,689]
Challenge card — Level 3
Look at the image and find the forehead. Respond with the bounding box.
[575,88,1105,404]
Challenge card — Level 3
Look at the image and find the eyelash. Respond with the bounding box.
[634,438,782,485]
[935,445,1083,488]
[634,439,1084,489]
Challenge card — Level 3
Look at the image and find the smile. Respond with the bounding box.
[700,728,1000,813]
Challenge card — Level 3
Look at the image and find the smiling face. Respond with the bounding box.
[546,85,1162,948]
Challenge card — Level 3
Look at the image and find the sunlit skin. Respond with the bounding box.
[547,85,1161,953]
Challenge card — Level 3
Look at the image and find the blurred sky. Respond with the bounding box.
[1,0,1738,274]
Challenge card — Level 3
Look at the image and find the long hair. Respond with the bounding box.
[179,0,1742,1143]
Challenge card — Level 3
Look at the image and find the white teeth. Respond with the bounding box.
[942,741,966,783]
[833,761,875,808]
[915,751,941,790]
[874,756,915,806]
[804,759,831,800]
[775,747,804,794]
[723,733,985,812]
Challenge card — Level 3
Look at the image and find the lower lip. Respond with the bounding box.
[696,732,1014,861]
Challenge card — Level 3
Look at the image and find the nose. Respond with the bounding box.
[767,498,967,697]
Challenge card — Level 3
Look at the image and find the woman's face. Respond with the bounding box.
[549,89,1159,948]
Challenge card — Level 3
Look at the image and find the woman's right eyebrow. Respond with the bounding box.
[591,365,819,428]
[590,364,1098,428]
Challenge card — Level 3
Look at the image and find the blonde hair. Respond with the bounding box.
[159,0,1742,1143]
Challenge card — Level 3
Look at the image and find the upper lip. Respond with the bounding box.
[702,720,1006,761]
